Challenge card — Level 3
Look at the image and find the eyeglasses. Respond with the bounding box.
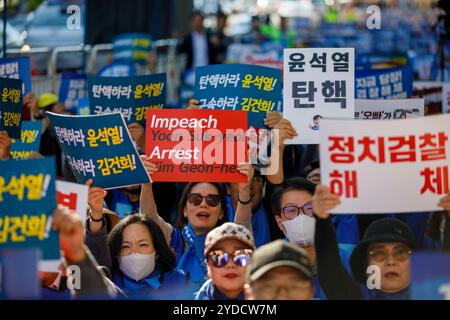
[368,247,412,262]
[207,249,253,268]
[187,193,221,207]
[280,202,314,220]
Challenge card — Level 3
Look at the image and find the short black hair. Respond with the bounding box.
[270,177,316,216]
[108,214,177,275]
[313,115,323,121]
[190,10,205,21]
[301,159,320,178]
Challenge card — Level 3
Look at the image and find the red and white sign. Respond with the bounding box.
[56,181,88,221]
[145,109,248,182]
[320,114,450,213]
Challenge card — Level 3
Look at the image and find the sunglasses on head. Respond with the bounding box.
[187,193,221,207]
[207,249,253,268]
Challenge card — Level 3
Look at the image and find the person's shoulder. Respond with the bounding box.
[194,278,213,300]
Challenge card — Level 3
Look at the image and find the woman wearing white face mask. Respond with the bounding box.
[270,177,352,300]
[87,213,187,299]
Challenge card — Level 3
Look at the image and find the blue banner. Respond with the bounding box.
[195,64,281,128]
[58,72,87,113]
[0,57,31,95]
[10,121,42,160]
[47,112,151,189]
[411,253,450,300]
[0,77,23,139]
[87,74,166,126]
[355,65,413,100]
[0,157,60,271]
[76,97,90,115]
[112,33,153,65]
[0,248,40,299]
[96,61,137,77]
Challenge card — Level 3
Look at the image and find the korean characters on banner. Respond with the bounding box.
[355,99,425,120]
[145,109,248,183]
[0,77,23,139]
[355,65,413,100]
[47,112,151,189]
[319,114,450,214]
[112,33,153,65]
[58,72,87,113]
[87,74,166,127]
[283,48,355,144]
[56,181,88,222]
[195,64,281,129]
[411,253,450,300]
[10,121,42,160]
[0,57,32,95]
[0,157,61,272]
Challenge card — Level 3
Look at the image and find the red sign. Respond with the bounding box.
[145,109,248,182]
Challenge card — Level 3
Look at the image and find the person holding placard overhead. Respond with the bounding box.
[139,157,255,289]
[311,184,450,300]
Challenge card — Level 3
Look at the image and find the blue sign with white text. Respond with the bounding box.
[411,253,450,300]
[0,57,31,95]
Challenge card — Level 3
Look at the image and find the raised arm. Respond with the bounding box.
[234,163,254,234]
[140,156,174,244]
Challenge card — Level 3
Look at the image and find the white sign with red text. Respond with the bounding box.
[319,114,450,213]
[56,181,88,222]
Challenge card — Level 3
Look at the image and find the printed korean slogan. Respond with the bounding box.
[355,99,424,120]
[411,253,450,300]
[112,33,152,65]
[56,181,88,222]
[195,64,280,129]
[146,109,248,182]
[283,48,355,144]
[0,57,31,95]
[319,114,450,213]
[47,112,151,189]
[10,121,42,160]
[0,157,60,272]
[0,77,23,139]
[88,73,166,126]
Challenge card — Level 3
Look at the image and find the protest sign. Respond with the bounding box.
[283,48,355,144]
[145,109,248,182]
[88,74,166,126]
[411,253,450,300]
[0,248,40,299]
[0,157,60,271]
[413,81,450,115]
[56,181,88,222]
[319,114,450,213]
[112,33,152,65]
[0,77,23,139]
[76,97,90,115]
[355,99,424,120]
[195,64,280,129]
[355,65,413,100]
[47,112,151,189]
[58,72,87,113]
[10,121,42,160]
[0,57,31,95]
[96,61,137,77]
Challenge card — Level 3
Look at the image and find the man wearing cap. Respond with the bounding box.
[312,184,450,300]
[244,239,314,300]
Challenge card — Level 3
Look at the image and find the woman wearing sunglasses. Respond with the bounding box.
[195,222,255,300]
[312,185,450,300]
[140,157,255,287]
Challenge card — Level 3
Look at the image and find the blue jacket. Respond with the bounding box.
[195,279,245,300]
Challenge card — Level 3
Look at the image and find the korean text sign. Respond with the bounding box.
[0,77,23,139]
[195,64,281,129]
[56,181,88,222]
[10,121,42,160]
[0,157,60,272]
[411,253,450,300]
[355,65,413,100]
[113,33,152,65]
[355,99,424,120]
[319,114,450,213]
[47,112,151,189]
[87,74,166,126]
[145,109,248,182]
[58,73,87,112]
[283,48,355,144]
[0,57,31,95]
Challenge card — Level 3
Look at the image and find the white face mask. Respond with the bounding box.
[282,214,316,247]
[119,252,156,281]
